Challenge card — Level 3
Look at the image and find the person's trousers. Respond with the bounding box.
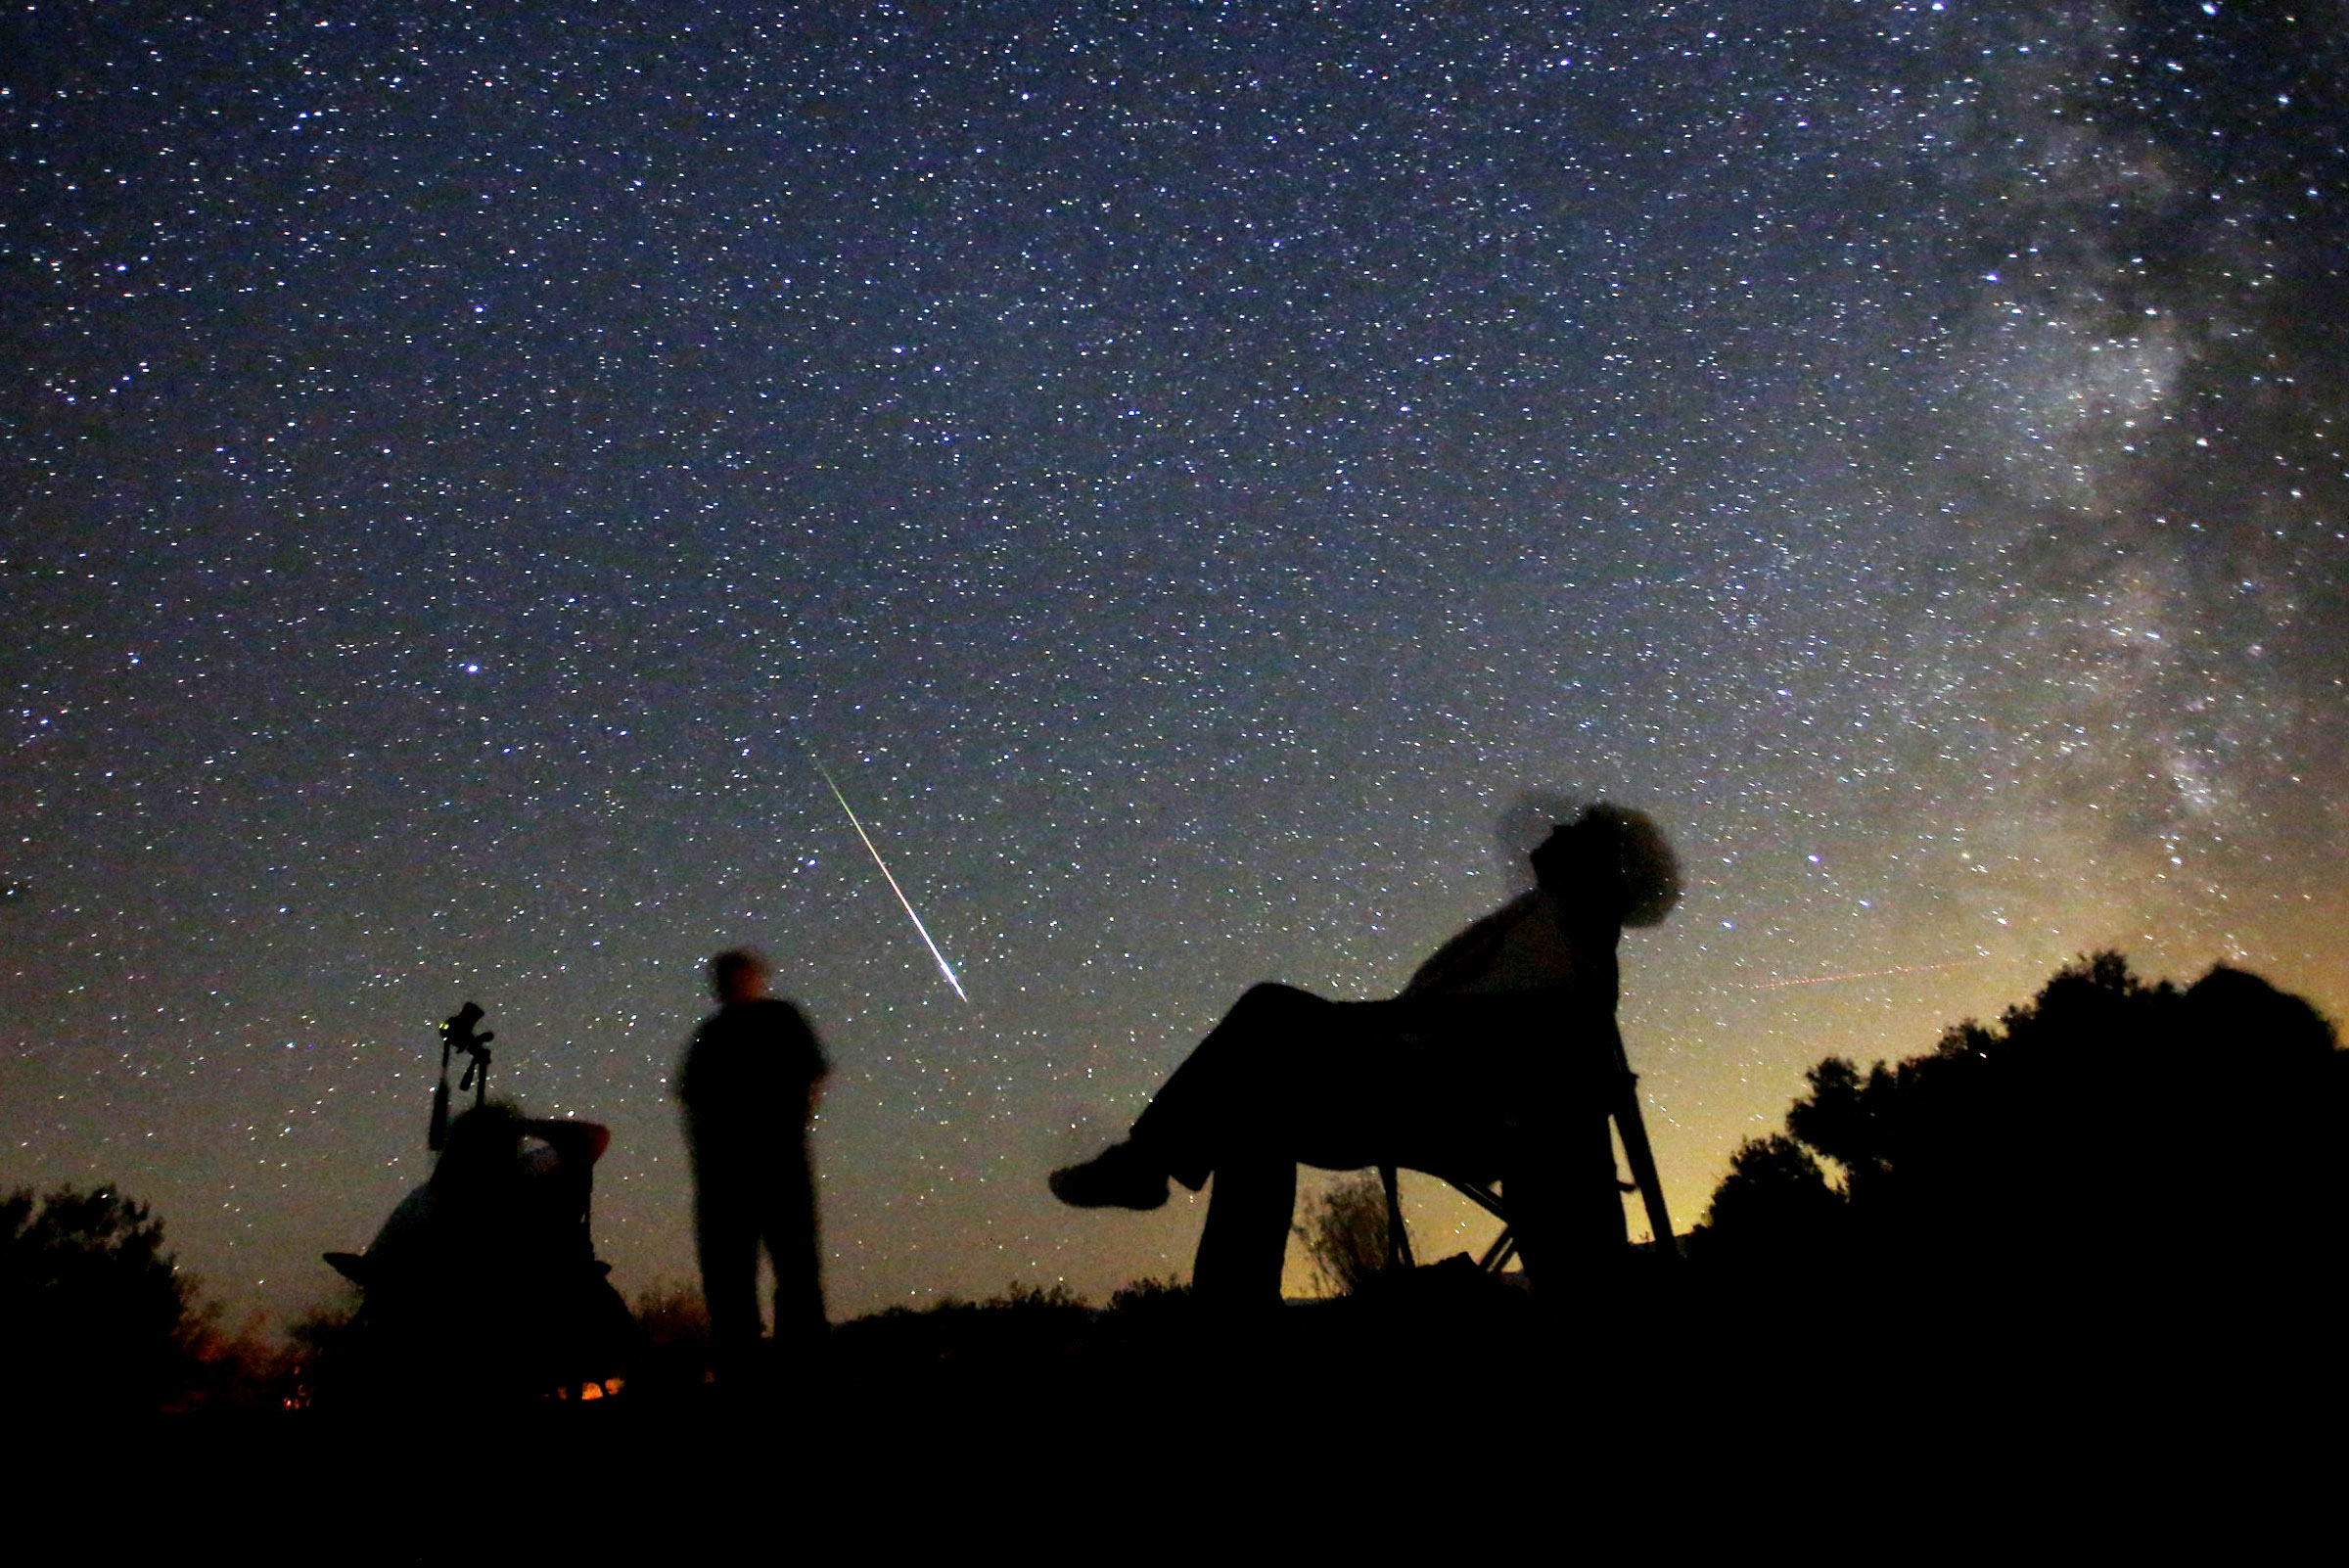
[694,1146,824,1375]
[1129,983,1625,1305]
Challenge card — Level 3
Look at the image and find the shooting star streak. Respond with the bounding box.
[811,758,968,1003]
[1754,957,1987,992]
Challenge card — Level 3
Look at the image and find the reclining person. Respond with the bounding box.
[1049,803,1678,1307]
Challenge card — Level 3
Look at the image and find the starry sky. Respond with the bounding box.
[6,1,2345,1328]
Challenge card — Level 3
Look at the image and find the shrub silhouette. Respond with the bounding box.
[628,1277,713,1390]
[1699,953,2344,1310]
[1,1185,204,1413]
[1292,1173,1391,1296]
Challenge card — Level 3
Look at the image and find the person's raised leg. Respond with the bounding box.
[1051,983,1334,1206]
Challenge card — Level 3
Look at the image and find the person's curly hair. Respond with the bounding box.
[1575,803,1681,928]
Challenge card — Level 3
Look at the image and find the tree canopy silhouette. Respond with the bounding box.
[1,1184,205,1413]
[1701,953,2344,1309]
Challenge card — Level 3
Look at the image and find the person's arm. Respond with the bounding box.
[524,1117,610,1167]
[790,1002,830,1130]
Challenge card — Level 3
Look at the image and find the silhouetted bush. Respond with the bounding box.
[835,1279,1096,1370]
[0,1184,205,1413]
[629,1277,713,1391]
[1292,1173,1390,1296]
[1700,1133,1844,1266]
[1104,1274,1189,1317]
[261,1290,362,1411]
[1696,954,2344,1322]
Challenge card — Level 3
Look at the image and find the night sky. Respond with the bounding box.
[6,1,2345,1329]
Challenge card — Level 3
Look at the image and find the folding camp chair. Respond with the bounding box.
[1379,1033,1678,1271]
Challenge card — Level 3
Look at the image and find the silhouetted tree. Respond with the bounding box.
[0,1185,203,1413]
[1700,953,2344,1320]
[1292,1173,1390,1297]
[1701,1134,1844,1264]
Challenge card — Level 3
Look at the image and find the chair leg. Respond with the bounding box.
[1380,1164,1414,1270]
[1479,1227,1517,1273]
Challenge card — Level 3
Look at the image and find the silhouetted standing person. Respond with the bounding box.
[678,947,830,1382]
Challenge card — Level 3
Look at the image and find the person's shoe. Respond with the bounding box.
[1048,1142,1170,1210]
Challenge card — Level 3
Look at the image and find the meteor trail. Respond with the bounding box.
[810,757,968,1003]
[1754,957,1986,992]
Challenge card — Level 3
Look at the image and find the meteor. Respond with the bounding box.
[1754,957,1986,992]
[809,756,969,1003]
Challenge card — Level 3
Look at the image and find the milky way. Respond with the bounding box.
[5,2,2343,1325]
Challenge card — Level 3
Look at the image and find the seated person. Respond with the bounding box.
[1049,803,1679,1306]
[345,1103,623,1396]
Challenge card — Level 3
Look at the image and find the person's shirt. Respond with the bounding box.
[676,996,829,1157]
[1402,889,1620,1011]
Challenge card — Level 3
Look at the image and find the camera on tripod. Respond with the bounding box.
[430,1001,495,1152]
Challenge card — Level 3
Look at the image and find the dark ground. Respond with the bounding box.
[37,1252,2336,1559]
